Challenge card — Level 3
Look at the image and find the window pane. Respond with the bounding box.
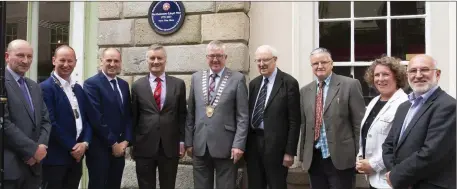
[391,1,425,16]
[333,66,351,78]
[354,1,386,17]
[391,18,425,60]
[38,1,70,83]
[6,2,27,48]
[354,66,374,106]
[355,20,387,61]
[319,21,350,62]
[319,2,350,19]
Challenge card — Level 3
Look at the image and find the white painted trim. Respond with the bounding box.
[318,14,426,22]
[291,2,300,80]
[425,1,431,54]
[448,1,456,98]
[350,1,354,63]
[70,2,85,85]
[27,2,39,81]
[386,1,391,56]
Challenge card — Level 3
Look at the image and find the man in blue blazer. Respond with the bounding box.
[40,45,93,189]
[83,48,132,189]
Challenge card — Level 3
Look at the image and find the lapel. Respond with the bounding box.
[360,95,379,130]
[73,84,85,121]
[144,75,160,112]
[52,77,75,121]
[307,82,317,124]
[393,102,411,148]
[250,76,262,109]
[323,75,340,114]
[27,78,40,123]
[396,88,442,149]
[162,75,175,111]
[6,70,35,123]
[265,69,283,110]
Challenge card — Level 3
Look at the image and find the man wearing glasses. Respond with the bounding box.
[298,47,365,189]
[245,45,301,189]
[382,54,456,189]
[185,40,249,189]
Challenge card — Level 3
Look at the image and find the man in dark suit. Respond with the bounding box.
[186,40,249,189]
[246,45,301,189]
[83,48,133,189]
[3,39,51,189]
[299,47,365,189]
[131,44,187,189]
[39,45,93,189]
[382,54,456,189]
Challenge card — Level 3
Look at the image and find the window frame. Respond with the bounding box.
[5,23,18,48]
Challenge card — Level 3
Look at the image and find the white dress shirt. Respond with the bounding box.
[102,70,123,103]
[149,72,166,110]
[252,67,278,129]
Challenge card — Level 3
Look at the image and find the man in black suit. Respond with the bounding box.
[3,39,51,189]
[382,54,456,189]
[246,45,301,189]
[131,44,187,189]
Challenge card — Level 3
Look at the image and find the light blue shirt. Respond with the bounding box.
[398,85,439,141]
[252,67,278,130]
[314,73,333,159]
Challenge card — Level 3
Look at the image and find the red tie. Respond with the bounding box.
[154,77,162,110]
[314,81,325,141]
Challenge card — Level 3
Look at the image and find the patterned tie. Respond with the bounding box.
[208,74,218,104]
[314,81,325,141]
[18,77,34,112]
[251,78,269,129]
[110,79,123,107]
[154,77,162,110]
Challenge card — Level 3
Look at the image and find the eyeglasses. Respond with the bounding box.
[407,68,438,75]
[206,54,226,60]
[254,57,275,63]
[311,61,332,67]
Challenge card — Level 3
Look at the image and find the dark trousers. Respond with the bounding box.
[308,148,355,189]
[246,130,288,189]
[3,164,41,189]
[135,141,179,189]
[193,146,237,189]
[42,161,82,189]
[86,146,125,189]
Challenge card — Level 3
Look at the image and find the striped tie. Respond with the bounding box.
[251,78,269,128]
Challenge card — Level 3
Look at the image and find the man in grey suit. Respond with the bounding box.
[3,39,52,189]
[299,47,365,189]
[185,40,249,189]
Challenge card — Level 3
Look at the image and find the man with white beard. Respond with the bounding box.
[382,54,456,189]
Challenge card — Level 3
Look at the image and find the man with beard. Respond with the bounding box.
[382,54,456,189]
[83,48,132,189]
[40,45,93,189]
[185,40,249,189]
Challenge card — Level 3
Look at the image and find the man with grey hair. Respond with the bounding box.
[382,54,456,189]
[131,44,187,189]
[246,45,301,189]
[299,47,365,189]
[186,40,249,189]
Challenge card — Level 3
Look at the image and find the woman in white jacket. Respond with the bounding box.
[356,57,408,189]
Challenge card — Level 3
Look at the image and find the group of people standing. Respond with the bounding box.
[3,38,455,189]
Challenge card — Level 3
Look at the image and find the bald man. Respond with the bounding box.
[39,45,96,189]
[382,54,456,189]
[3,39,51,189]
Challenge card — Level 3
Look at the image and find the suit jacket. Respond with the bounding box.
[382,87,456,189]
[40,75,93,165]
[299,73,365,171]
[3,69,51,180]
[247,69,301,159]
[357,88,407,188]
[83,72,133,149]
[185,68,249,158]
[131,74,187,158]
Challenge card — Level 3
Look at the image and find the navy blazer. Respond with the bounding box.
[40,76,92,165]
[83,72,132,148]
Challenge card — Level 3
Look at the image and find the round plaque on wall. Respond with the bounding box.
[148,1,186,35]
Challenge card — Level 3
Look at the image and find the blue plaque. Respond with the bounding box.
[148,1,186,35]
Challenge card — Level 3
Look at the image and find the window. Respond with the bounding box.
[49,22,69,58]
[5,23,18,48]
[317,1,426,104]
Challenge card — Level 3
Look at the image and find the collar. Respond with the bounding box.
[209,67,226,77]
[263,67,278,83]
[53,71,76,87]
[408,85,439,104]
[102,70,117,82]
[149,72,166,82]
[7,65,23,82]
[315,72,333,86]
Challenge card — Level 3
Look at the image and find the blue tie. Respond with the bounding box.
[18,77,34,112]
[110,79,123,108]
[251,78,269,128]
